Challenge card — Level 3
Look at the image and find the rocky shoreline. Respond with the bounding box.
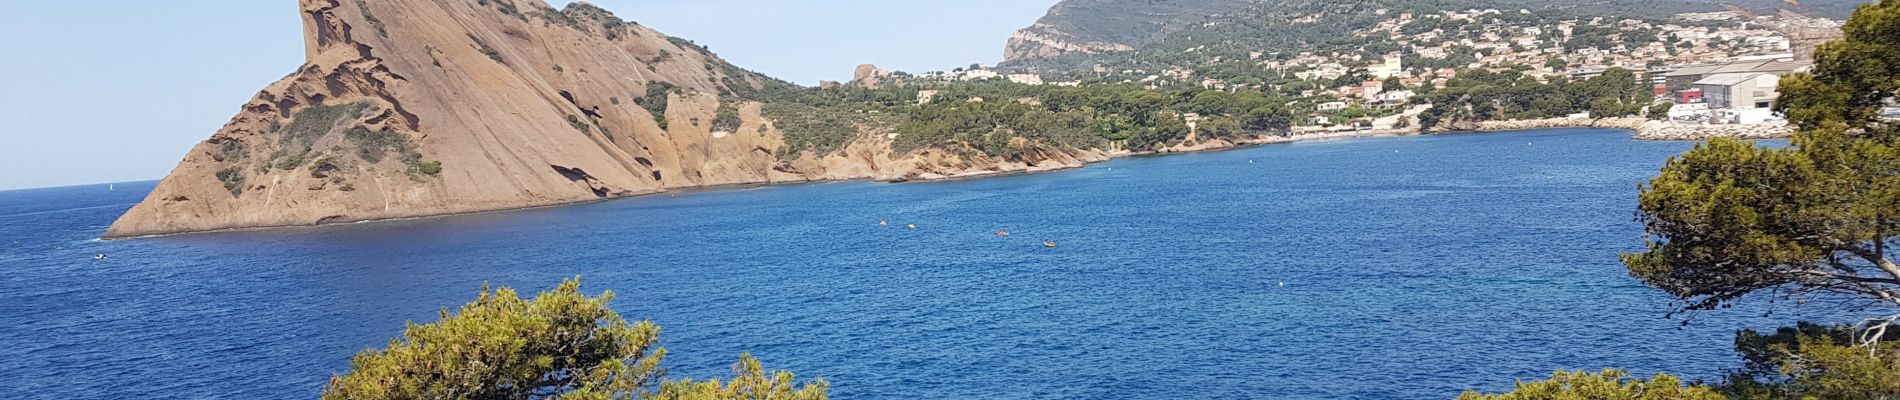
[115,121,1770,239]
[1628,120,1793,140]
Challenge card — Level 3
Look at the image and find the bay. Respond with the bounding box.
[0,129,1832,399]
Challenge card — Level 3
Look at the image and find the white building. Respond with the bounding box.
[1006,74,1044,85]
[1376,90,1415,104]
[1368,56,1405,79]
[958,69,1000,81]
[1694,72,1780,110]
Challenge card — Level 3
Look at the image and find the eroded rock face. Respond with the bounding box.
[850,64,892,88]
[1003,25,1136,62]
[107,0,1106,238]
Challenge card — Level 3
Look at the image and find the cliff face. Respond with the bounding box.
[107,0,1100,238]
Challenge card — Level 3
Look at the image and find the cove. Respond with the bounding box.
[0,129,1836,399]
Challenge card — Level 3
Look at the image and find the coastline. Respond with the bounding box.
[105,124,1764,240]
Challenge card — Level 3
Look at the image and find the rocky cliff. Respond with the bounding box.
[1002,0,1248,64]
[107,0,1100,238]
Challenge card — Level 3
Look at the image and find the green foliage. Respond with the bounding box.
[1456,370,1725,400]
[354,0,387,38]
[413,161,443,176]
[1774,0,1900,131]
[320,277,826,400]
[273,149,311,170]
[764,103,860,160]
[1616,4,1900,398]
[476,0,522,19]
[211,139,247,163]
[561,2,630,31]
[711,104,742,133]
[649,355,829,400]
[1564,24,1622,52]
[1416,68,1650,128]
[636,82,676,128]
[1623,0,1900,315]
[468,34,504,64]
[1545,57,1568,71]
[215,167,245,197]
[1197,115,1245,140]
[567,114,594,135]
[343,127,438,178]
[321,277,663,399]
[893,101,1099,157]
[283,103,371,148]
[1127,111,1191,151]
[1718,323,1900,399]
[760,79,1295,158]
[344,127,417,165]
[1646,103,1673,121]
[529,7,584,30]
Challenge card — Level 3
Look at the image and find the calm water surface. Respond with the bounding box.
[0,129,1832,399]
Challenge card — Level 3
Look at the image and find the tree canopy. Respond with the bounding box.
[1455,370,1726,400]
[1622,0,1900,318]
[1416,67,1652,128]
[1617,0,1900,397]
[320,277,826,400]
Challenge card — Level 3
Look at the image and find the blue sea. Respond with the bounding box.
[0,129,1836,399]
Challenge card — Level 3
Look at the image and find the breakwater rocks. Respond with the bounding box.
[1440,117,1793,140]
[1465,117,1651,132]
[1630,121,1793,140]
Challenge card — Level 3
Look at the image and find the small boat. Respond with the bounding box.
[879,220,889,226]
[1043,241,1057,248]
[907,224,917,230]
[93,254,108,261]
[995,230,1010,237]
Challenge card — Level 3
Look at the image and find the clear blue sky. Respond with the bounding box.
[0,0,1056,190]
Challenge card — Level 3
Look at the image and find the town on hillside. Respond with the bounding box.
[843,7,1874,138]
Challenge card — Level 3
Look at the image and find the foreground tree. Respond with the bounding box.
[320,277,826,400]
[1719,323,1900,399]
[1616,1,1900,397]
[1455,370,1725,400]
[1622,0,1900,333]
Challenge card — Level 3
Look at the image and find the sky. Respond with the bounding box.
[0,0,1056,191]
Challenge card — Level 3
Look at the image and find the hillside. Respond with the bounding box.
[108,0,1117,238]
[1002,0,1869,68]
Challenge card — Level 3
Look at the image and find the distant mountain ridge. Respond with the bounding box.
[1002,0,1870,66]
